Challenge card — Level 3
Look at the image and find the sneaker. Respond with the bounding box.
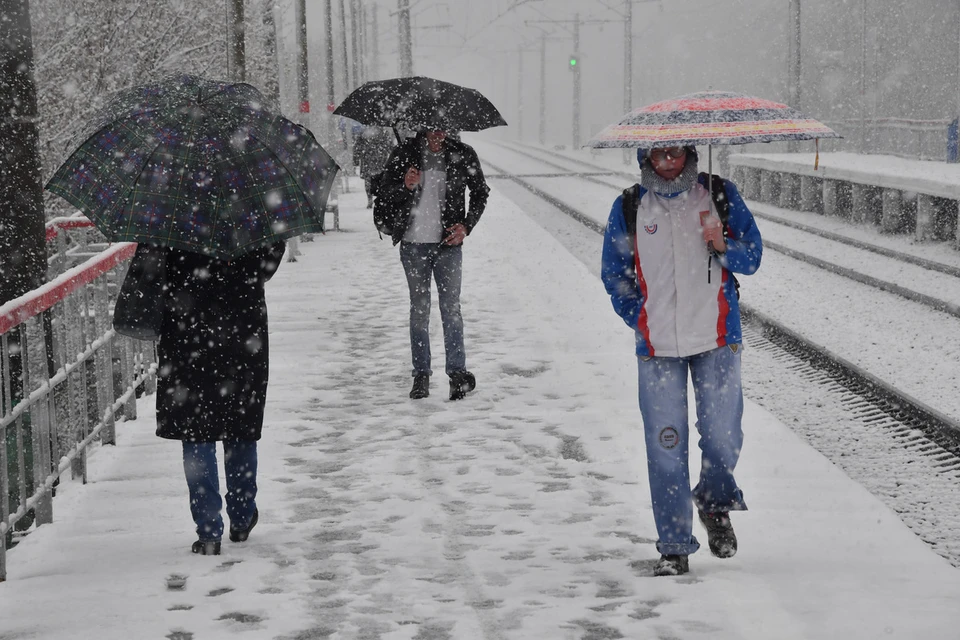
[410,374,430,399]
[449,371,476,401]
[698,509,738,558]
[654,554,689,576]
[229,508,259,543]
[191,540,221,555]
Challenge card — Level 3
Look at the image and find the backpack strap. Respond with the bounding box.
[699,172,730,230]
[698,173,742,300]
[622,184,640,238]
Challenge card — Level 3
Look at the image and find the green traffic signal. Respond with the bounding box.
[569,56,578,67]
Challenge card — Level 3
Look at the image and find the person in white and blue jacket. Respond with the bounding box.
[601,145,762,577]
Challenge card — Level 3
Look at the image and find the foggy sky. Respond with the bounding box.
[282,0,960,158]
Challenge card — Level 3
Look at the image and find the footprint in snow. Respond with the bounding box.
[166,574,187,591]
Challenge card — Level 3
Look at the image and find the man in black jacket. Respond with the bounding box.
[377,130,490,400]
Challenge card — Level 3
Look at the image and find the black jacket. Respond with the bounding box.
[155,242,285,442]
[376,134,490,245]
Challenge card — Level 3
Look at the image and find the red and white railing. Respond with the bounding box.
[0,235,156,582]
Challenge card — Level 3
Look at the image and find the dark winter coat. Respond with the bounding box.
[155,242,285,442]
[353,127,396,179]
[376,134,490,245]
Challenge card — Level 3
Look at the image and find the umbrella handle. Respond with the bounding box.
[393,127,402,144]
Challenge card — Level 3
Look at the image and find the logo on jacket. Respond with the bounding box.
[644,224,658,235]
[658,426,679,450]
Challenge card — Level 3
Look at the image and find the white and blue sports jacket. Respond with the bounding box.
[601,177,762,358]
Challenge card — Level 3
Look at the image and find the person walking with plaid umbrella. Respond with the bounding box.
[47,75,338,555]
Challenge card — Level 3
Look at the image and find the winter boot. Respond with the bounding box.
[654,554,689,576]
[191,540,221,555]
[449,371,476,401]
[410,374,430,399]
[229,508,259,543]
[698,509,738,558]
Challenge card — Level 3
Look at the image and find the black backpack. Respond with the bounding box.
[622,173,740,298]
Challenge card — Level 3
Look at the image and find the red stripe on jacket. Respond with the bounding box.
[634,235,655,356]
[716,269,730,348]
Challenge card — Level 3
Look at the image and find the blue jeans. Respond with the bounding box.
[399,242,466,376]
[182,441,258,542]
[637,345,747,556]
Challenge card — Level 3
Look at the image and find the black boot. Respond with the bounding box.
[191,540,221,555]
[698,509,738,558]
[410,374,430,399]
[449,371,476,401]
[229,508,259,543]
[654,554,689,576]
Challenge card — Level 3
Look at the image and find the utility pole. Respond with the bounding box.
[339,0,351,90]
[295,0,310,118]
[398,0,413,76]
[517,45,524,142]
[351,0,361,89]
[539,34,546,145]
[371,5,380,80]
[788,0,801,108]
[859,0,867,153]
[572,13,581,149]
[260,0,281,105]
[623,0,633,163]
[226,0,246,81]
[624,0,632,115]
[0,3,47,527]
[527,14,624,149]
[360,1,369,83]
[325,0,336,144]
[0,0,45,308]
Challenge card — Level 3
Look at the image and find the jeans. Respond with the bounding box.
[182,440,258,542]
[399,242,466,377]
[637,345,747,556]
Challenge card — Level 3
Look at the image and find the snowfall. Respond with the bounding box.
[2,168,959,640]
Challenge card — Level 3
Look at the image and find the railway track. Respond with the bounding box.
[497,141,960,319]
[479,141,960,566]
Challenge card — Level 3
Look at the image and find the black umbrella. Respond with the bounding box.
[333,76,507,134]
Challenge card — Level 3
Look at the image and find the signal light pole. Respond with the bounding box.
[572,14,580,148]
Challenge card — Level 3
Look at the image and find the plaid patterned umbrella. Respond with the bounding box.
[587,91,841,149]
[46,74,339,259]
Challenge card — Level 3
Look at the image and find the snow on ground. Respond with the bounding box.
[1,178,959,640]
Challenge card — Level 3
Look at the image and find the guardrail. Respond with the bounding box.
[44,217,108,278]
[729,152,960,246]
[0,236,156,582]
[821,117,955,162]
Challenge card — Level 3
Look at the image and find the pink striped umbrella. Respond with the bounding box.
[587,91,840,149]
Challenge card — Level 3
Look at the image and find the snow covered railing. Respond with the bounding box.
[822,117,954,162]
[44,216,110,278]
[730,152,960,247]
[0,242,157,582]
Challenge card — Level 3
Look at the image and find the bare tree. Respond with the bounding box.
[31,0,229,216]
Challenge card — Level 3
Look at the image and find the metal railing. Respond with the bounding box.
[822,117,954,162]
[0,229,156,582]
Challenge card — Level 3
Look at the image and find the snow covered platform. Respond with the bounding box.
[2,179,959,639]
[728,152,960,242]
